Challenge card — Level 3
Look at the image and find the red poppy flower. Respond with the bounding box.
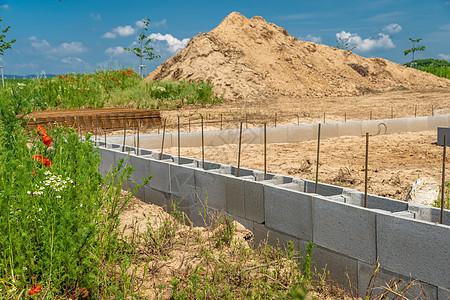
[37,125,47,136]
[29,284,42,295]
[188,79,191,82]
[41,134,52,146]
[33,155,52,167]
[40,83,44,86]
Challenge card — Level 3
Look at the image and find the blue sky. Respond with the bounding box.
[0,0,449,75]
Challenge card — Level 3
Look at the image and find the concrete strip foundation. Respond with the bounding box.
[105,114,450,149]
[97,142,450,299]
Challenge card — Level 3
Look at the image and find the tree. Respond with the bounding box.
[0,17,16,56]
[403,38,425,65]
[336,36,356,51]
[124,18,160,76]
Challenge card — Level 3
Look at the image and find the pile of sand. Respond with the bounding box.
[146,12,450,101]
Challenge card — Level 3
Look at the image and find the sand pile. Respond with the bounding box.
[145,12,450,100]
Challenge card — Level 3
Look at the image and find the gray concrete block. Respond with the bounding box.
[265,187,313,240]
[98,148,115,175]
[304,180,343,196]
[438,287,450,300]
[321,122,339,139]
[244,180,265,223]
[128,155,151,185]
[194,169,227,211]
[337,121,362,137]
[147,159,171,193]
[312,245,358,295]
[358,261,438,300]
[437,126,450,146]
[253,222,305,251]
[226,175,246,218]
[367,194,408,212]
[313,195,377,264]
[377,212,450,288]
[408,203,450,226]
[266,126,289,143]
[428,115,450,131]
[143,186,169,208]
[407,116,429,132]
[169,162,196,199]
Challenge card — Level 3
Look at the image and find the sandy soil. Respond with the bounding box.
[161,130,445,201]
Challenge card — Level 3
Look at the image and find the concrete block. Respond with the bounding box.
[227,214,254,232]
[128,155,151,185]
[313,195,377,264]
[253,222,306,251]
[143,185,169,208]
[438,287,450,300]
[362,119,386,136]
[169,162,196,199]
[312,245,358,295]
[265,187,313,240]
[428,115,450,131]
[367,194,408,212]
[337,121,362,137]
[266,126,289,143]
[408,203,450,226]
[194,169,227,211]
[147,159,171,193]
[304,180,343,196]
[287,124,317,143]
[98,148,115,175]
[244,179,265,223]
[407,116,429,132]
[226,175,246,218]
[377,212,450,288]
[437,126,450,146]
[358,261,438,300]
[321,122,339,139]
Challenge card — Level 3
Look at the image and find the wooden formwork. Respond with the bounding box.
[25,108,161,132]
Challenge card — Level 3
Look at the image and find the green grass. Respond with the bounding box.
[419,66,450,79]
[0,68,223,112]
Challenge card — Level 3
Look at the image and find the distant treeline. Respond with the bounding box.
[2,74,58,79]
[404,58,450,68]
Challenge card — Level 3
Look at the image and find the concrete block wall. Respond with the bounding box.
[97,144,450,299]
[438,126,450,146]
[105,114,450,149]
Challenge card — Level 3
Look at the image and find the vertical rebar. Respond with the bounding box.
[274,113,277,127]
[220,114,223,131]
[441,134,447,224]
[122,116,127,152]
[237,122,243,177]
[188,118,191,132]
[370,111,372,120]
[264,123,267,180]
[315,123,321,194]
[201,116,205,169]
[78,116,81,138]
[391,106,393,119]
[323,112,326,123]
[160,119,166,160]
[432,105,434,116]
[297,114,300,126]
[345,113,347,122]
[95,115,98,146]
[415,105,417,118]
[137,118,140,155]
[178,116,181,165]
[104,122,107,146]
[245,113,248,129]
[364,132,369,208]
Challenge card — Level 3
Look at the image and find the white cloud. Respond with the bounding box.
[300,34,322,44]
[0,4,9,9]
[136,19,167,28]
[105,46,127,56]
[29,36,87,56]
[149,33,189,53]
[438,53,450,61]
[90,13,101,21]
[383,23,402,34]
[336,31,395,52]
[103,25,136,39]
[102,32,116,39]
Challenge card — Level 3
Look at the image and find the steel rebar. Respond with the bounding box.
[441,134,447,224]
[365,132,369,208]
[237,122,243,177]
[137,118,140,155]
[160,119,166,160]
[178,116,181,165]
[315,123,321,194]
[122,116,127,152]
[201,116,205,169]
[264,123,267,180]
